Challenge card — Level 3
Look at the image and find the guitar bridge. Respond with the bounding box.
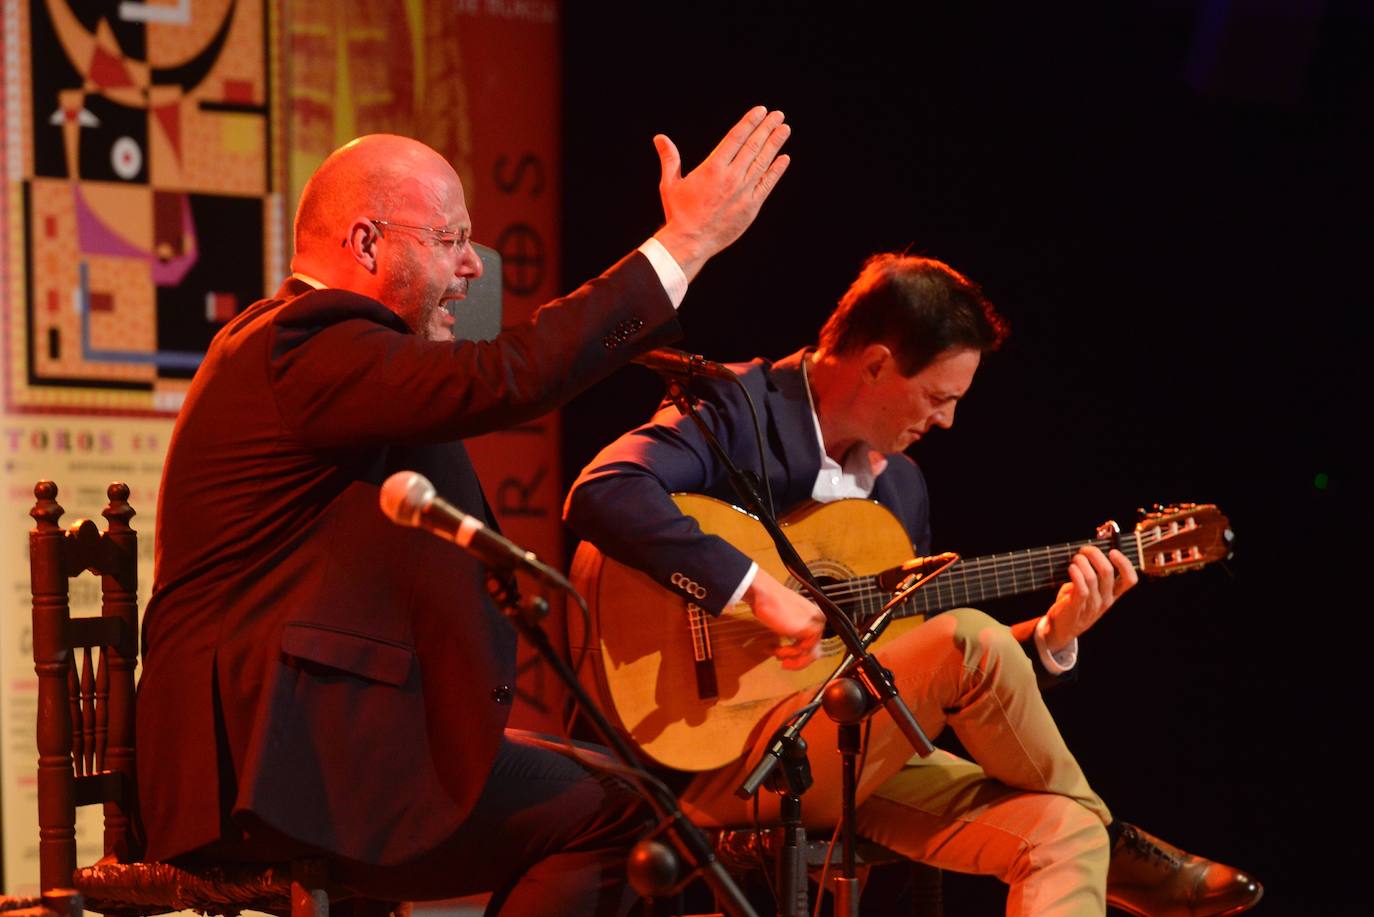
[687,602,719,700]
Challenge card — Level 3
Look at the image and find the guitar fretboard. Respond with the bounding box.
[819,534,1144,626]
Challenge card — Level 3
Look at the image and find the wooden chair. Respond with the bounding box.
[1,480,395,917]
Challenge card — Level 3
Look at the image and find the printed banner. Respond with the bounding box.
[284,0,566,731]
[1,419,168,896]
[1,0,282,894]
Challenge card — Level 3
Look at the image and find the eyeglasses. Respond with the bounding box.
[367,218,471,251]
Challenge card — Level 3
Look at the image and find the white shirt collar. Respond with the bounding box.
[290,271,327,290]
[800,353,888,501]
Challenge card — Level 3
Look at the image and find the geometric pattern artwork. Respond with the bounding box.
[4,0,282,416]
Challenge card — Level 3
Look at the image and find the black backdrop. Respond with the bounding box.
[559,2,1369,912]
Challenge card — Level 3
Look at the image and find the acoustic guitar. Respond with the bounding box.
[568,495,1233,772]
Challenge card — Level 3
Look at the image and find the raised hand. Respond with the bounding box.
[652,106,792,281]
[1041,545,1139,653]
[745,568,825,670]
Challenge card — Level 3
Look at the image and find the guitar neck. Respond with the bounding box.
[830,534,1143,622]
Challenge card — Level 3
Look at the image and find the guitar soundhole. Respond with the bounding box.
[785,561,859,637]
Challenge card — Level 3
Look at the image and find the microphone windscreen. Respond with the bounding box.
[380,471,435,526]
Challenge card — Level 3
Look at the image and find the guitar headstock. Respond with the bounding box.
[1135,503,1234,576]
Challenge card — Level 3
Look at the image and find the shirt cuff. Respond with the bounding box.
[638,237,688,309]
[1033,615,1079,675]
[725,562,760,609]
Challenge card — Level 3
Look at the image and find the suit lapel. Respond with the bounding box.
[768,350,825,507]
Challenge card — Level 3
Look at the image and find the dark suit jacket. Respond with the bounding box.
[564,349,934,614]
[565,348,1070,689]
[138,252,679,866]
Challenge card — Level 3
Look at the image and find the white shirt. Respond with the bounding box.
[725,355,1078,674]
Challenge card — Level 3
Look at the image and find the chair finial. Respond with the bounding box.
[103,482,135,531]
[31,480,64,530]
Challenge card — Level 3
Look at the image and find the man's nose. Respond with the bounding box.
[458,242,483,279]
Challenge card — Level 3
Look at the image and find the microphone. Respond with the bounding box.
[875,552,960,593]
[379,471,569,588]
[632,347,738,381]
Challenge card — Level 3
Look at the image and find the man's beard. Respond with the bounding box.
[422,299,454,342]
[383,259,452,341]
[423,277,468,342]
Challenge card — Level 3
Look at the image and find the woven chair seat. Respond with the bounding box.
[72,861,294,916]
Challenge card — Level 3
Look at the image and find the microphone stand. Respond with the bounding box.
[736,560,955,795]
[658,374,935,765]
[816,558,957,917]
[736,558,956,916]
[656,373,936,914]
[483,570,759,917]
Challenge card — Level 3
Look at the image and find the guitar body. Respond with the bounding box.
[570,493,1231,773]
[568,494,923,772]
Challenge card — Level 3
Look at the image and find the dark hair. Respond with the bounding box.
[818,253,1009,375]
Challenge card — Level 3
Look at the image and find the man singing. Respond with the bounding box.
[137,107,790,915]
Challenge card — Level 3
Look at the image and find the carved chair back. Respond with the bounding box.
[28,480,141,893]
[16,481,406,917]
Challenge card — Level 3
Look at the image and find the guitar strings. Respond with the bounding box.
[685,537,1156,643]
[818,537,1136,608]
[705,539,1127,618]
[819,532,1166,604]
[684,524,1206,645]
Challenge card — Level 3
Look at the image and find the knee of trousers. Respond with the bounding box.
[944,608,1032,678]
[1001,796,1111,886]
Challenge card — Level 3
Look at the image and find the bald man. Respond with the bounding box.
[136,109,790,915]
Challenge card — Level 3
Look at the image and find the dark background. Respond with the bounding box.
[560,2,1369,912]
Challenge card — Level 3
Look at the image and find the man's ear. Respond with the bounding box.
[343,218,380,273]
[860,343,894,383]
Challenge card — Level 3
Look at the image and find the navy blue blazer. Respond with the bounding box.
[566,349,1074,692]
[565,349,934,615]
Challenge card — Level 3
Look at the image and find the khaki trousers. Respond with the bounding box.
[680,608,1113,916]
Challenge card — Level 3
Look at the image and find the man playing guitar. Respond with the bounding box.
[564,252,1261,916]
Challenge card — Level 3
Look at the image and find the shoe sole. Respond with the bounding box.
[1106,883,1263,917]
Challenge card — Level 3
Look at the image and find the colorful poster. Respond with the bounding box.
[1,0,282,894]
[4,0,283,418]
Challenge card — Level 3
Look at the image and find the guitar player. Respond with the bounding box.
[564,252,1262,917]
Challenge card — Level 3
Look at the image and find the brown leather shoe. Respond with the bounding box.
[1106,823,1263,916]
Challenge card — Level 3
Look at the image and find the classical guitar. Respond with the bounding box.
[567,495,1233,772]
